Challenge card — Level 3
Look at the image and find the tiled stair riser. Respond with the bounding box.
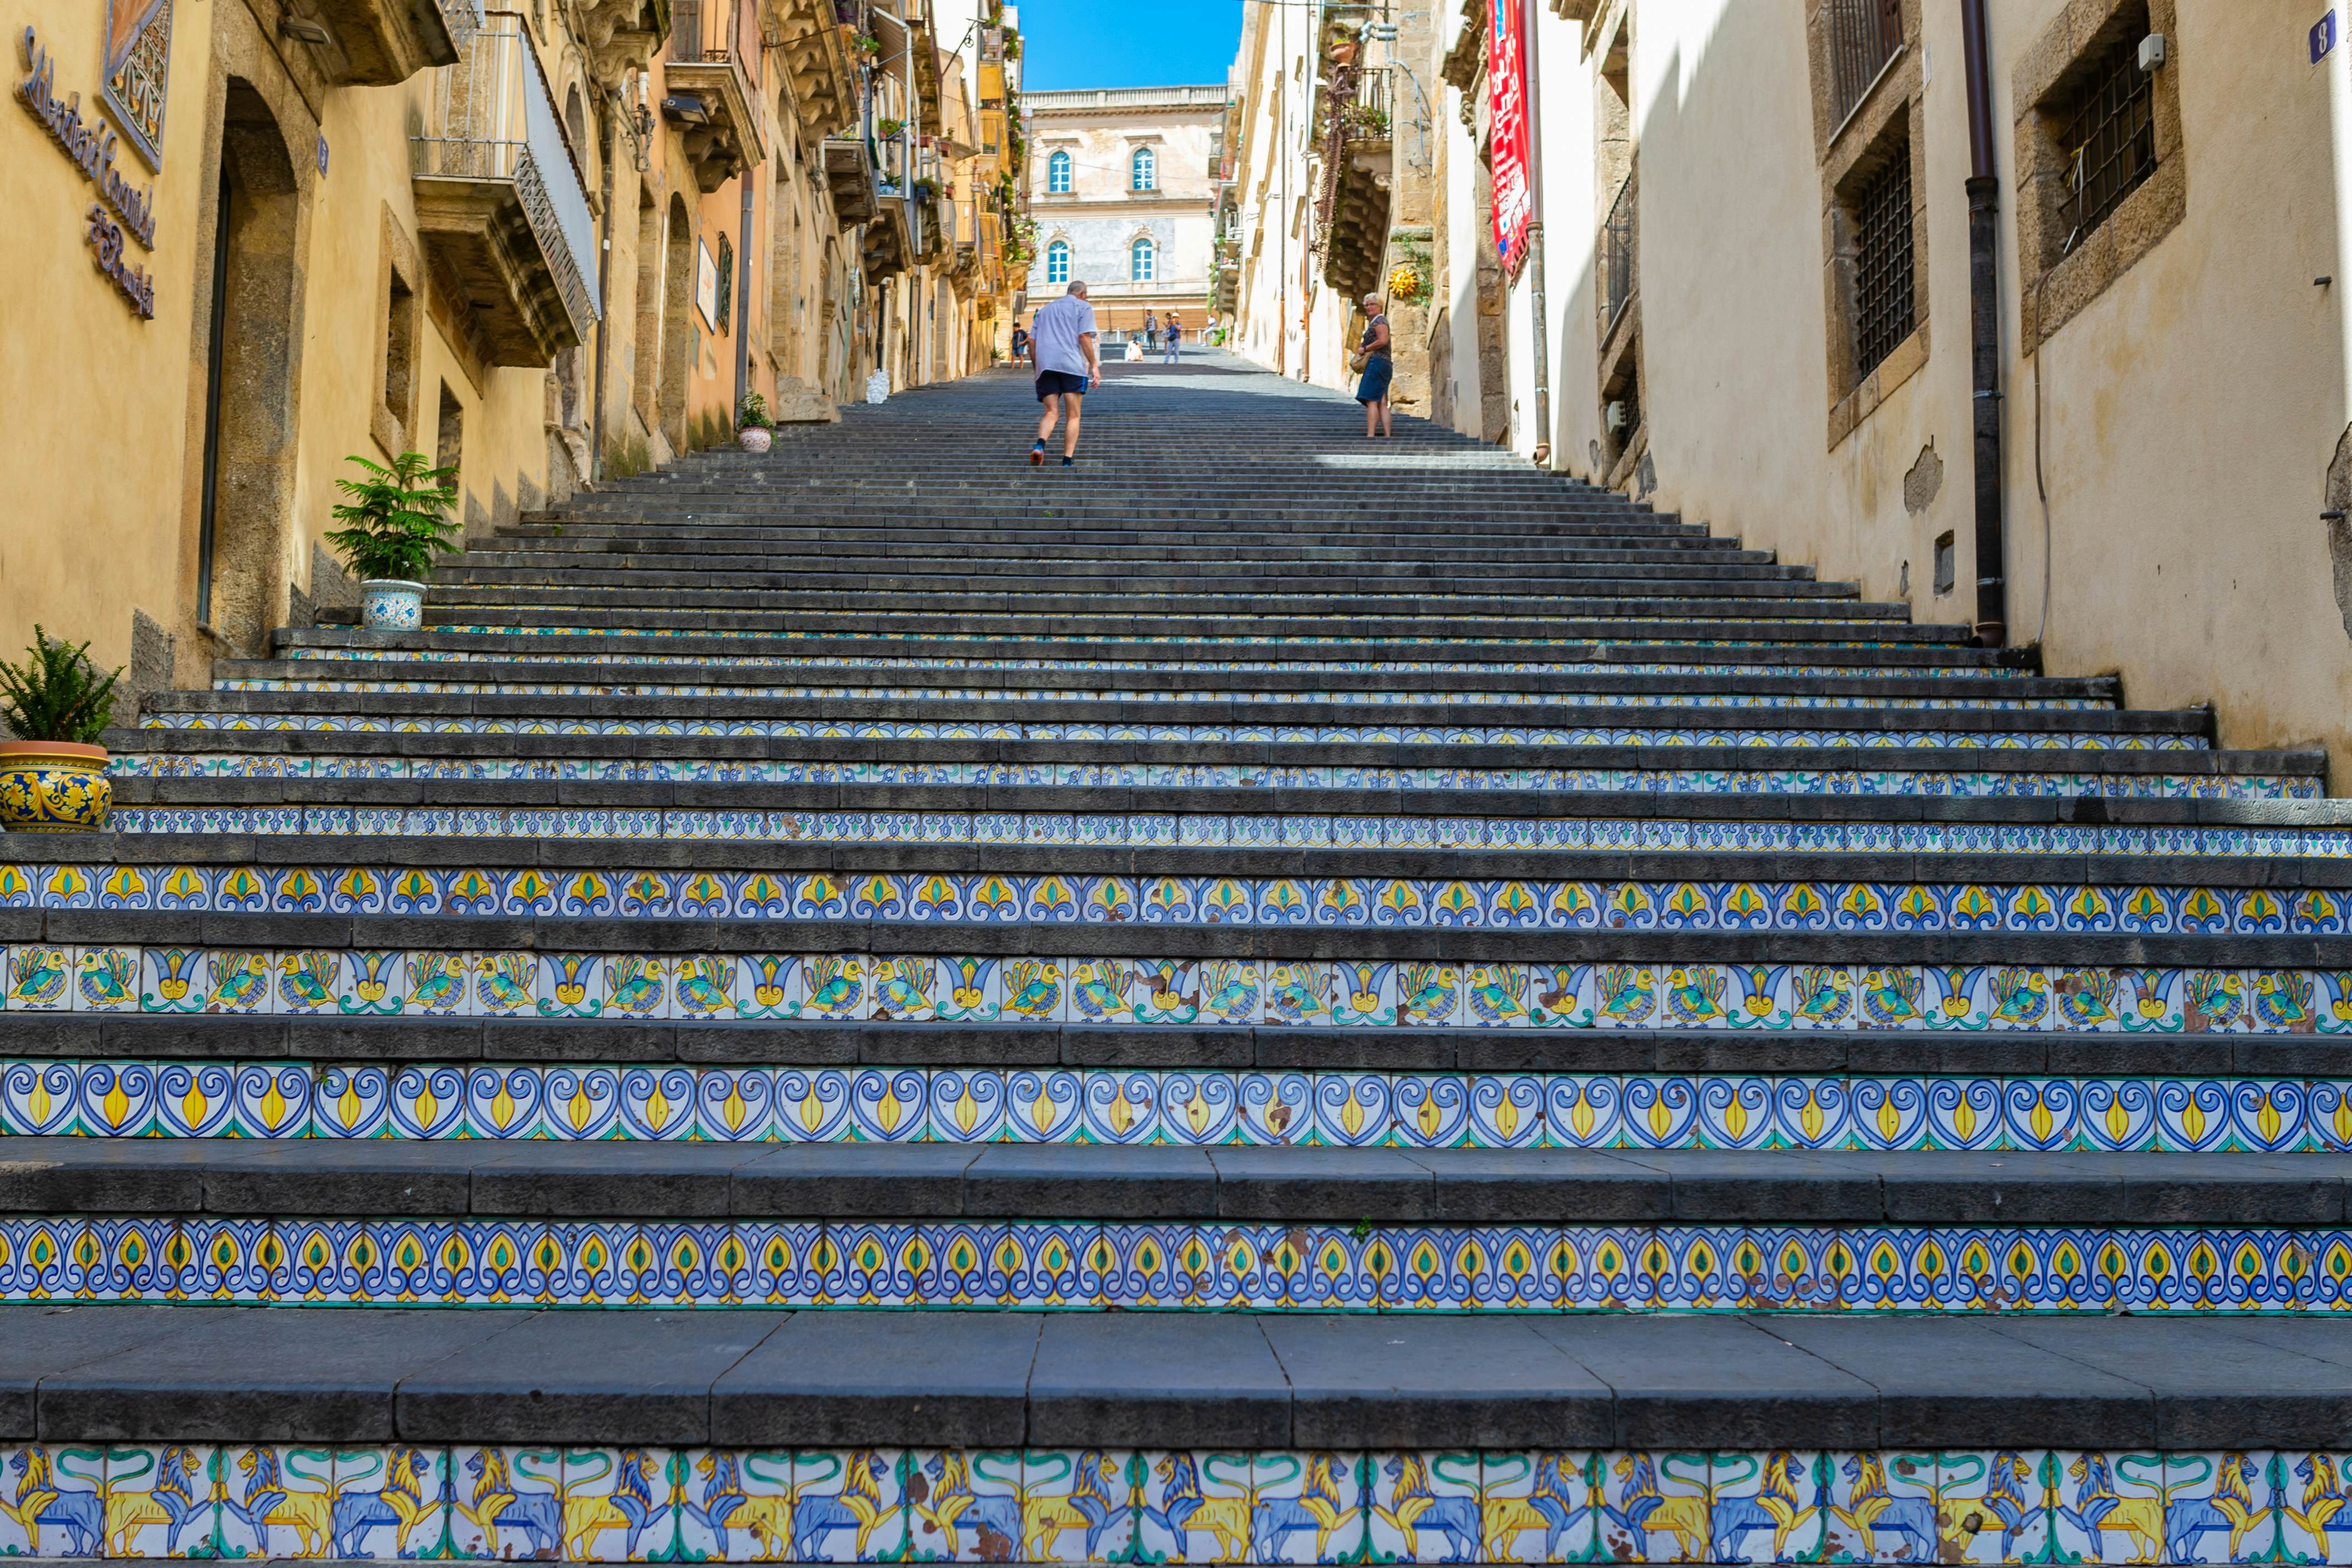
[135,714,2203,748]
[4,1061,2343,1153]
[13,1443,2314,1566]
[13,863,2352,924]
[211,679,2095,711]
[6,1214,2349,1311]
[4,948,2344,1034]
[106,754,2317,797]
[272,648,2030,676]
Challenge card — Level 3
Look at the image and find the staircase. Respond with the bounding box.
[7,352,2352,1564]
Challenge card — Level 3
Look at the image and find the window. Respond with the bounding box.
[1825,0,1902,124]
[1850,143,1914,378]
[1047,150,1071,193]
[1046,240,1069,284]
[1131,146,1155,190]
[2056,30,2156,245]
[1130,236,1155,282]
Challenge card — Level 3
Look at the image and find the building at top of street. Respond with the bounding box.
[1221,0,2352,786]
[0,0,1030,701]
[1021,82,1223,341]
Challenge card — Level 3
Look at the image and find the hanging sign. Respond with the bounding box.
[17,24,160,318]
[1486,0,1533,277]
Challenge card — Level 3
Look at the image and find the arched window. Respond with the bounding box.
[1131,145,1155,190]
[1046,240,1070,284]
[1130,236,1155,283]
[1047,150,1071,193]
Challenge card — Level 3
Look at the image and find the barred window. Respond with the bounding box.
[1851,145,1913,378]
[2058,31,2156,246]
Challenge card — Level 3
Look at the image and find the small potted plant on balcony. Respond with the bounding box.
[737,391,774,453]
[325,451,463,633]
[0,626,122,833]
[877,116,903,139]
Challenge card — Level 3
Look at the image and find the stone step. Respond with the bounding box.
[212,658,2116,706]
[17,1138,2346,1224]
[484,534,1761,563]
[107,733,2314,799]
[430,565,1826,595]
[11,1012,2351,1081]
[334,609,1974,642]
[7,1303,2350,1452]
[135,693,2207,747]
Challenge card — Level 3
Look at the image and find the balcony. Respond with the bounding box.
[581,0,671,81]
[411,12,601,365]
[861,194,912,279]
[286,0,465,86]
[1317,65,1393,297]
[664,0,767,190]
[821,135,878,223]
[763,0,858,140]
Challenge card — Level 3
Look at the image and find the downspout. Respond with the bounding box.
[1519,0,1550,467]
[1961,0,2009,645]
[734,169,755,414]
[592,89,618,483]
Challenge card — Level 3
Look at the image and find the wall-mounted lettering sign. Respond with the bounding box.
[101,0,172,170]
[18,26,160,319]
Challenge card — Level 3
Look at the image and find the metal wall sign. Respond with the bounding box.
[17,25,161,319]
[1485,0,1533,278]
[101,0,173,170]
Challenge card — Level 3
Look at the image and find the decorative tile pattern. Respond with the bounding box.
[4,1216,2351,1311]
[108,750,2317,796]
[3,948,2344,1036]
[8,1444,2343,1562]
[9,1059,2351,1153]
[136,710,2209,749]
[14,860,2352,925]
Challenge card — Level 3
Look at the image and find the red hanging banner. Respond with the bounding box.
[1486,0,1533,276]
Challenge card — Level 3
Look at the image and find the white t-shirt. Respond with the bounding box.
[1031,292,1098,378]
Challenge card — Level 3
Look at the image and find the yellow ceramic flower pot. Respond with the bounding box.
[0,740,113,832]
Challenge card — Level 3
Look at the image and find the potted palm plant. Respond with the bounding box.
[0,626,122,833]
[737,391,773,452]
[325,451,462,631]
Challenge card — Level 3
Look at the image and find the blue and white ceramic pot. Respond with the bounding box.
[739,426,773,453]
[0,741,112,832]
[360,579,426,632]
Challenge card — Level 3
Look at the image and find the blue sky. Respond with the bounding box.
[1015,0,1243,90]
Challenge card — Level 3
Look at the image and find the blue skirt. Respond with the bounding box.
[1355,356,1393,403]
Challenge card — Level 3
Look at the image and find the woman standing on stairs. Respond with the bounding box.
[1354,292,1394,437]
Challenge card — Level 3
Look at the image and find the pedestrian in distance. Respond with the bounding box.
[1143,309,1160,353]
[1352,291,1393,438]
[1009,317,1030,369]
[1162,312,1182,364]
[1029,281,1101,467]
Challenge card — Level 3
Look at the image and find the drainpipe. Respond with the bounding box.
[1519,0,1550,467]
[734,170,755,415]
[592,89,619,483]
[1961,0,2008,645]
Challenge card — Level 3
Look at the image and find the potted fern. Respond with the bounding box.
[0,626,122,833]
[325,452,462,631]
[737,391,773,452]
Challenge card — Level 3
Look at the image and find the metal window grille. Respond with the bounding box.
[1601,174,1636,332]
[2058,32,2156,245]
[1826,0,1903,125]
[1850,145,1914,379]
[670,0,735,63]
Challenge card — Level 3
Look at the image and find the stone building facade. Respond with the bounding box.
[1022,83,1221,340]
[1,0,1027,700]
[1227,0,2352,782]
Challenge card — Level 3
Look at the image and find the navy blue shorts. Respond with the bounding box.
[1036,371,1088,399]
